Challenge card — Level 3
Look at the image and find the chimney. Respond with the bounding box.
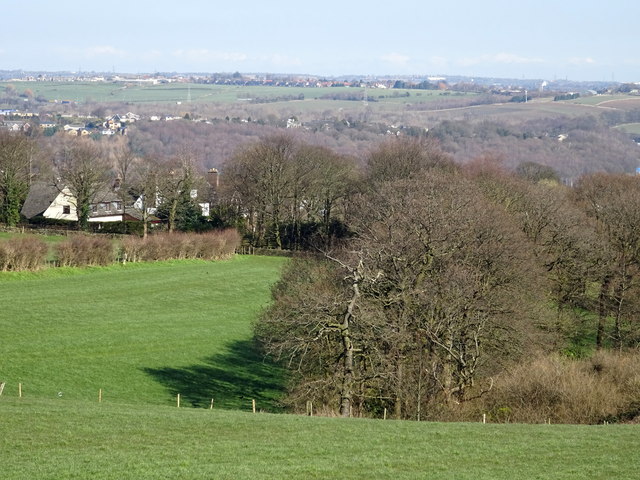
[206,168,219,189]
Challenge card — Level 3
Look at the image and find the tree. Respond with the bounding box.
[155,153,202,233]
[574,173,640,349]
[468,160,607,344]
[258,162,548,419]
[223,135,356,249]
[128,156,161,239]
[53,138,112,231]
[515,161,560,184]
[0,132,34,226]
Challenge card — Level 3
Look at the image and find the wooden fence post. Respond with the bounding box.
[252,399,256,413]
[177,393,181,408]
[210,398,214,410]
[99,389,102,403]
[0,382,5,396]
[19,383,22,398]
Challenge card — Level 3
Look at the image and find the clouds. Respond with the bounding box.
[568,57,597,66]
[171,49,248,63]
[381,53,411,67]
[459,53,545,67]
[1,1,638,81]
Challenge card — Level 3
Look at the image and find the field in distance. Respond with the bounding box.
[0,80,456,105]
[0,255,287,410]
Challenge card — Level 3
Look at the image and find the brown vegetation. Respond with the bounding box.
[0,236,48,271]
[55,235,115,267]
[120,229,241,262]
[477,351,640,424]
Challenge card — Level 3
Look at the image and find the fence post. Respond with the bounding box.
[252,399,256,413]
[19,383,22,398]
[177,393,181,408]
[0,382,5,396]
[99,389,102,403]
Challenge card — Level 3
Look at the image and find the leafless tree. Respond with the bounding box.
[53,138,112,230]
[0,132,35,226]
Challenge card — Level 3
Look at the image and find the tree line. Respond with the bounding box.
[236,136,640,422]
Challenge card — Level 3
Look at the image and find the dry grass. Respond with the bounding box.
[478,351,640,424]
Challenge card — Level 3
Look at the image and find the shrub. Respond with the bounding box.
[56,235,115,267]
[120,229,241,263]
[0,236,48,271]
[478,351,640,424]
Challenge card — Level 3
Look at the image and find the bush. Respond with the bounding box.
[56,235,115,267]
[0,236,48,271]
[120,229,241,263]
[478,351,640,424]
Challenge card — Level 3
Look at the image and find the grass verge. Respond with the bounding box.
[1,397,638,479]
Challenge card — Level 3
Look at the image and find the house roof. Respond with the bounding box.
[22,182,129,219]
[21,182,60,219]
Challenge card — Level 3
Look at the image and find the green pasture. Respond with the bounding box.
[1,397,638,480]
[1,81,462,106]
[565,94,635,106]
[614,123,640,134]
[0,256,287,410]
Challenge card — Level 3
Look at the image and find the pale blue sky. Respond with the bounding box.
[2,0,638,82]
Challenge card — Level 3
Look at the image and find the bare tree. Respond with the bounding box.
[53,138,112,230]
[257,164,547,419]
[0,132,34,226]
[574,173,640,349]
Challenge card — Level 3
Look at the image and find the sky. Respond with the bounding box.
[2,1,638,82]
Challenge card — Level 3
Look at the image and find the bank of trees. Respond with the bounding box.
[0,132,33,226]
[250,136,640,422]
[221,135,358,249]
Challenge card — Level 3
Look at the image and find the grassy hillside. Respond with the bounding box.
[0,81,453,105]
[1,397,638,479]
[0,256,287,410]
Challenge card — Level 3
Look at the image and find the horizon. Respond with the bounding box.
[0,68,624,85]
[2,1,639,84]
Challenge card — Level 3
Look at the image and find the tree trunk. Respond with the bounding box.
[340,327,354,417]
[596,276,610,349]
[394,361,403,419]
[339,260,362,418]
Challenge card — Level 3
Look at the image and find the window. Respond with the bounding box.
[62,205,71,215]
[91,204,98,214]
[113,201,122,211]
[103,202,111,213]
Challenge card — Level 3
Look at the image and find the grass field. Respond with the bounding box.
[1,397,638,480]
[0,81,455,106]
[2,254,639,478]
[614,123,640,134]
[0,256,287,410]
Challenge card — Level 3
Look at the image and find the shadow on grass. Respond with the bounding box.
[143,340,286,412]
